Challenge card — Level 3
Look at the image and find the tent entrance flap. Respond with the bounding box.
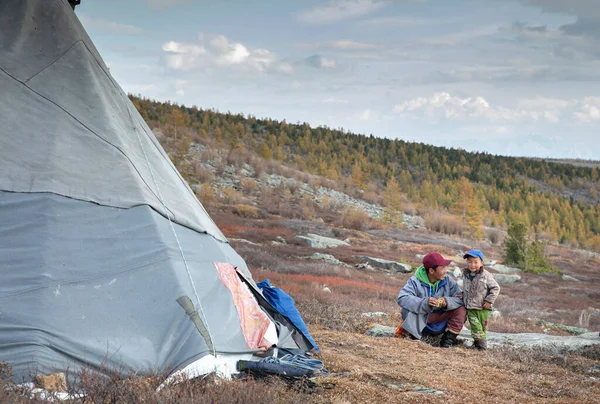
[177,296,215,354]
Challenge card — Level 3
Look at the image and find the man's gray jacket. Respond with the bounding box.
[397,266,464,339]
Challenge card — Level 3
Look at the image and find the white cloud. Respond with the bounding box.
[573,97,600,122]
[322,97,349,104]
[359,16,432,26]
[162,34,278,72]
[329,40,382,50]
[78,14,143,35]
[394,92,600,125]
[296,0,385,25]
[277,63,294,74]
[359,108,374,120]
[137,0,190,10]
[419,27,498,46]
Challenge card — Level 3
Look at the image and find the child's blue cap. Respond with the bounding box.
[463,249,484,261]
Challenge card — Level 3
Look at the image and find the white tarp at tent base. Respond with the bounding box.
[0,0,314,384]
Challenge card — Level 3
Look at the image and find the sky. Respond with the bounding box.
[76,0,600,160]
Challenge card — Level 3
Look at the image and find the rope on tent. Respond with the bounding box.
[128,106,216,358]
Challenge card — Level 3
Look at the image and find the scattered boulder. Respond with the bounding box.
[322,286,331,293]
[489,309,502,320]
[34,372,67,393]
[492,274,521,284]
[305,253,350,267]
[356,256,412,274]
[562,274,580,282]
[365,324,396,337]
[355,263,376,271]
[487,264,522,274]
[296,233,350,249]
[275,236,287,244]
[463,331,600,351]
[485,260,497,266]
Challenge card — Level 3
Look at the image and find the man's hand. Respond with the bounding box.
[428,297,439,307]
[482,301,492,310]
[437,297,447,307]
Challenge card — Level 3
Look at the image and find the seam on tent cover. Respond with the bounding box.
[0,256,173,301]
[0,66,171,218]
[0,189,228,245]
[24,40,84,84]
[0,189,176,230]
[133,117,216,357]
[133,107,221,231]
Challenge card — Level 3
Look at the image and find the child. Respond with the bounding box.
[462,249,500,350]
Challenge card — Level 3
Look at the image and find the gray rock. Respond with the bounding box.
[562,274,580,282]
[355,263,376,271]
[366,323,600,351]
[492,274,521,283]
[459,330,600,350]
[488,264,522,274]
[305,253,350,267]
[365,324,396,337]
[322,286,331,293]
[295,233,350,249]
[357,256,412,274]
[489,309,502,320]
[485,260,497,266]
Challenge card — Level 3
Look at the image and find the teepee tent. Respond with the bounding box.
[0,0,315,383]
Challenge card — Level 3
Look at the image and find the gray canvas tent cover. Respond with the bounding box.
[0,0,312,382]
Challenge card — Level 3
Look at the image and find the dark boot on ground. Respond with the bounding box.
[439,330,458,348]
[475,338,487,350]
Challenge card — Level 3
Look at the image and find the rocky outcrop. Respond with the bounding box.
[491,274,521,283]
[296,233,350,248]
[304,253,350,267]
[365,324,600,351]
[356,256,412,274]
[487,264,522,274]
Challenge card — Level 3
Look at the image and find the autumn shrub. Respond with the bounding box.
[337,207,370,231]
[285,179,301,196]
[194,165,213,183]
[231,204,261,219]
[200,148,218,163]
[237,246,288,272]
[221,187,245,205]
[71,366,307,404]
[362,191,380,205]
[240,178,258,194]
[424,211,464,235]
[485,227,504,244]
[195,183,216,207]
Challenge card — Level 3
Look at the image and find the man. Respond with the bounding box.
[396,252,467,348]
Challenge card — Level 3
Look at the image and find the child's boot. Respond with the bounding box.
[475,338,487,350]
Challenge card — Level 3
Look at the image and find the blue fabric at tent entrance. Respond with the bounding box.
[257,279,320,351]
